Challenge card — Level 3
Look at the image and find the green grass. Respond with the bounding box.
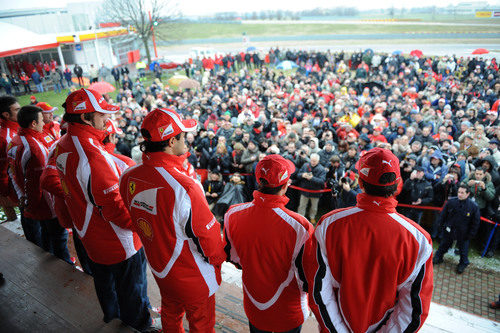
[16,72,178,115]
[162,22,500,40]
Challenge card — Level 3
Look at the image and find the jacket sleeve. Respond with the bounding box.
[89,152,132,229]
[40,156,65,198]
[294,219,314,293]
[310,166,327,186]
[437,201,449,231]
[0,138,9,196]
[24,148,45,213]
[482,181,495,202]
[384,238,434,332]
[185,184,225,267]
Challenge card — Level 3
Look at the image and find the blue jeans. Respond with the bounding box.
[21,215,43,248]
[88,248,152,330]
[54,82,61,93]
[39,218,72,264]
[35,83,44,92]
[249,322,302,333]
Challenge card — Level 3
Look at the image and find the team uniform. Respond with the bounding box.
[54,88,153,331]
[223,154,314,333]
[224,191,313,332]
[119,108,225,332]
[0,118,19,212]
[7,126,71,263]
[307,148,434,333]
[42,120,60,149]
[37,102,60,150]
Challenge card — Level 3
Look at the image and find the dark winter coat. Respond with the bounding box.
[437,197,480,241]
[297,163,327,198]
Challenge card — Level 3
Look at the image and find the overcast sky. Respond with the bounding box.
[4,0,500,16]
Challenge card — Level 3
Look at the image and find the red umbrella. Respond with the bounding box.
[88,81,116,94]
[410,49,423,58]
[472,48,489,55]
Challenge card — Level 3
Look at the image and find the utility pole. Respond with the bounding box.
[148,11,158,59]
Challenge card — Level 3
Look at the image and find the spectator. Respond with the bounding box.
[63,66,72,88]
[49,69,62,94]
[89,64,98,83]
[464,167,495,217]
[297,153,326,223]
[73,64,83,86]
[401,166,434,224]
[433,184,480,274]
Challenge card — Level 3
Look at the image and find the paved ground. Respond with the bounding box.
[432,260,500,321]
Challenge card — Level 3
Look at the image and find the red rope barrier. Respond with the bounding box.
[213,170,499,226]
[396,203,498,226]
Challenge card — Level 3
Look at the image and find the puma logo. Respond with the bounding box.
[382,160,392,167]
[261,167,269,175]
[373,201,381,206]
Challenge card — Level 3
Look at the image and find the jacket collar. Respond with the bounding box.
[142,151,186,170]
[356,192,398,213]
[67,123,107,142]
[252,190,289,208]
[18,127,44,141]
[1,119,19,131]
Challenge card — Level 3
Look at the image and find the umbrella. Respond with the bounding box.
[276,60,298,70]
[410,49,423,58]
[392,50,402,55]
[357,82,385,94]
[149,61,159,71]
[247,46,256,52]
[88,81,115,94]
[167,75,188,87]
[178,78,200,90]
[472,48,489,55]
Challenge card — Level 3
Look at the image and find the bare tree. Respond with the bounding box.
[100,0,180,63]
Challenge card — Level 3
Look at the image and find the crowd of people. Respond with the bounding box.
[106,48,499,257]
[0,57,133,95]
[0,46,499,330]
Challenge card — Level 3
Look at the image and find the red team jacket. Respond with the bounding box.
[7,127,54,220]
[119,152,226,304]
[307,193,433,333]
[0,118,19,198]
[223,191,314,332]
[42,121,61,150]
[54,123,142,265]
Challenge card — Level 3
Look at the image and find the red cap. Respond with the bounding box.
[36,102,57,113]
[355,147,401,186]
[30,95,36,101]
[64,88,120,114]
[105,119,123,136]
[141,108,197,142]
[255,154,295,187]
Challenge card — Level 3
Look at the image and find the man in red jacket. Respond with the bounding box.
[36,101,60,150]
[0,96,20,222]
[54,89,158,332]
[120,108,225,332]
[307,148,433,332]
[7,105,71,264]
[223,154,314,333]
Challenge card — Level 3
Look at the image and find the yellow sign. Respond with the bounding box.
[476,11,492,18]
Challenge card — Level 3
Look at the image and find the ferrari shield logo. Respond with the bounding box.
[129,181,136,195]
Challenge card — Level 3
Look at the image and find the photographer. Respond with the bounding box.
[332,171,360,209]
